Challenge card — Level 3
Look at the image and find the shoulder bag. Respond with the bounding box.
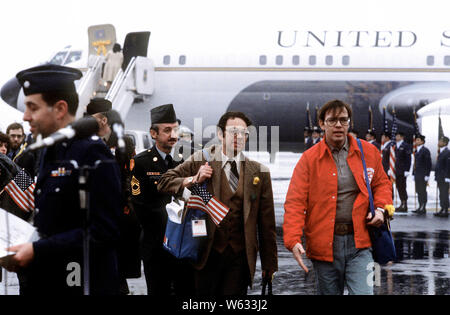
[357,138,396,265]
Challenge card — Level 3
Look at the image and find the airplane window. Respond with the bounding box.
[292,55,300,65]
[64,51,82,65]
[276,55,283,65]
[342,55,350,66]
[163,55,171,65]
[309,55,316,66]
[143,134,151,149]
[325,55,333,66]
[49,51,68,65]
[259,55,267,65]
[426,56,434,66]
[179,55,186,65]
[444,56,450,66]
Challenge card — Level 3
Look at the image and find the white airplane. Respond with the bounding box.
[0,101,30,135]
[1,25,450,160]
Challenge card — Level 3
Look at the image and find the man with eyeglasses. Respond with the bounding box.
[130,104,194,295]
[158,111,277,295]
[284,99,392,295]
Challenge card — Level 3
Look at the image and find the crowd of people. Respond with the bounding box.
[0,64,448,296]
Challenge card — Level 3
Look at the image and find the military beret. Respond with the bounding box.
[86,98,112,115]
[151,104,177,124]
[16,64,82,96]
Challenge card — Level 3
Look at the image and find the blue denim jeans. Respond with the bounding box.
[312,234,374,295]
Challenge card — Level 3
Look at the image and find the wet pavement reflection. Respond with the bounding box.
[248,227,450,295]
[2,186,449,295]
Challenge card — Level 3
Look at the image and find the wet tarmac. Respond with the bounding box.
[1,166,449,295]
[246,225,449,295]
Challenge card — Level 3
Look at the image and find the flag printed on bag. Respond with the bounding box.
[187,184,229,225]
[363,167,375,184]
[4,169,35,212]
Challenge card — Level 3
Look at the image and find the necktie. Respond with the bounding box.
[165,154,173,168]
[228,160,239,192]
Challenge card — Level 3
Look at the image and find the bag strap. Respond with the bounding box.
[356,139,375,217]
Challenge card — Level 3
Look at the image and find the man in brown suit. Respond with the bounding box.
[158,111,277,295]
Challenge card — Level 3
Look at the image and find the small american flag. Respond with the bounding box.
[4,169,35,212]
[187,184,229,225]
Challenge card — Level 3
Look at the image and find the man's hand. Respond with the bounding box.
[3,242,34,272]
[366,210,384,228]
[196,162,213,184]
[292,243,309,273]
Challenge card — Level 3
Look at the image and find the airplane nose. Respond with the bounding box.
[1,77,21,108]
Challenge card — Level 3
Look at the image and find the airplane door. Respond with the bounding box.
[88,24,117,56]
[122,32,151,71]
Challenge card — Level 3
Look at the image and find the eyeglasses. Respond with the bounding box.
[225,128,250,137]
[324,117,351,126]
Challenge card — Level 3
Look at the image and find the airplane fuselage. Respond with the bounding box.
[3,28,450,155]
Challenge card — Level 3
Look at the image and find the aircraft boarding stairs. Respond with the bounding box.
[75,54,154,120]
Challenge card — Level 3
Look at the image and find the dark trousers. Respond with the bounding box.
[415,178,428,205]
[396,175,408,202]
[195,246,250,296]
[437,180,449,210]
[142,246,195,295]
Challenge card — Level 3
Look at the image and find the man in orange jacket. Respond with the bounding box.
[283,99,392,295]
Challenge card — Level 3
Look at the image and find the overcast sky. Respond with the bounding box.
[1,0,448,86]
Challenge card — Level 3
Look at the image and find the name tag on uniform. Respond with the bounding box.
[192,219,207,237]
[147,172,161,176]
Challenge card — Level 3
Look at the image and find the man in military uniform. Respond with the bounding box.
[304,126,313,150]
[2,64,122,295]
[130,104,193,295]
[311,126,321,146]
[85,98,141,294]
[434,136,450,217]
[365,129,381,151]
[394,131,412,212]
[412,134,431,215]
